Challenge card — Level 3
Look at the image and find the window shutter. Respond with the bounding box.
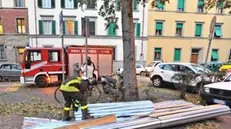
[212,50,218,60]
[178,0,185,9]
[156,22,163,30]
[74,0,78,9]
[136,23,141,37]
[74,21,78,35]
[132,0,137,11]
[218,1,224,8]
[51,0,55,8]
[157,1,164,8]
[63,21,66,35]
[39,20,43,34]
[176,23,183,29]
[108,24,112,36]
[38,0,42,8]
[52,20,56,35]
[215,25,222,36]
[198,0,204,7]
[195,24,202,36]
[116,0,121,11]
[155,48,161,53]
[61,0,65,8]
[174,49,181,61]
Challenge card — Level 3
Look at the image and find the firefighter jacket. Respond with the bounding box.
[60,76,83,92]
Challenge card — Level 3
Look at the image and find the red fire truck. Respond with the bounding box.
[20,46,113,87]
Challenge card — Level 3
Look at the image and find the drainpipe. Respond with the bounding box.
[140,0,145,66]
[34,0,38,47]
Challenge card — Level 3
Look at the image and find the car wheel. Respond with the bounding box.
[0,76,3,82]
[152,76,163,87]
[35,76,48,88]
[140,71,145,76]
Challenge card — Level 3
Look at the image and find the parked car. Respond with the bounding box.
[115,64,145,75]
[219,60,231,72]
[200,62,224,72]
[145,61,163,76]
[201,74,231,107]
[0,63,21,81]
[149,63,211,88]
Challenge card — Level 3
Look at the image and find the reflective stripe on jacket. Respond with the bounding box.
[60,76,82,92]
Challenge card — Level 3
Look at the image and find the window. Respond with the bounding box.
[197,0,204,13]
[195,23,202,37]
[176,23,183,36]
[30,51,42,62]
[12,64,20,70]
[136,64,142,68]
[211,49,219,61]
[48,51,60,62]
[39,20,56,35]
[108,23,116,36]
[116,0,121,11]
[133,22,141,37]
[155,22,163,36]
[156,0,164,10]
[16,18,26,33]
[65,0,74,8]
[174,48,181,62]
[81,18,95,36]
[154,48,162,60]
[15,0,24,7]
[177,0,185,11]
[217,1,224,14]
[132,0,138,11]
[0,45,5,59]
[162,64,173,71]
[0,18,3,34]
[1,64,12,70]
[89,21,95,35]
[64,21,74,35]
[87,0,96,9]
[42,0,51,8]
[214,24,222,38]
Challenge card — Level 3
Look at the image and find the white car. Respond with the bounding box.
[145,61,163,76]
[116,64,146,75]
[201,74,231,106]
[149,62,211,88]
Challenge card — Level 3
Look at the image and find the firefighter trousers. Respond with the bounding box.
[60,91,88,112]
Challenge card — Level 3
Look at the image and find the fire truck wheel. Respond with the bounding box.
[36,76,48,88]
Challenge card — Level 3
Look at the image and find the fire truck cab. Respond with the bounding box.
[20,46,113,87]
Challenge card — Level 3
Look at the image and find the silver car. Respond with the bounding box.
[0,63,21,81]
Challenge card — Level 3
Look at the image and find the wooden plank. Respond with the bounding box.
[150,104,222,118]
[54,115,116,129]
[155,103,193,110]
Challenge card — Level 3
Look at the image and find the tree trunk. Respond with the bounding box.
[121,0,139,101]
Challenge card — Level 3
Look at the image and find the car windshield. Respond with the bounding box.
[224,75,231,82]
[147,62,155,67]
[189,64,211,73]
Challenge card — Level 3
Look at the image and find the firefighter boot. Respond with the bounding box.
[62,110,71,121]
[82,108,93,120]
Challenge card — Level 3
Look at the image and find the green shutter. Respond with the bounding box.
[108,23,116,36]
[136,23,141,37]
[195,24,202,36]
[157,1,164,8]
[61,0,65,8]
[176,23,183,29]
[132,0,137,11]
[51,0,55,8]
[63,21,66,35]
[52,20,56,35]
[178,0,185,9]
[215,25,222,36]
[116,0,121,11]
[74,21,78,35]
[212,50,218,60]
[218,1,224,8]
[156,22,163,30]
[174,49,181,61]
[198,0,204,7]
[74,0,78,8]
[38,0,42,8]
[39,20,43,34]
[155,48,161,53]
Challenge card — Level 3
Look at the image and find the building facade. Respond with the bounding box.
[0,0,29,63]
[147,0,231,65]
[27,0,148,71]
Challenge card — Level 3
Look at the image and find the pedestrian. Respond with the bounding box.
[59,76,92,121]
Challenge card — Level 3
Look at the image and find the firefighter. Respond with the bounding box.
[59,76,92,121]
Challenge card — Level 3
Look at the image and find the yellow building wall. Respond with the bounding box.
[147,0,231,64]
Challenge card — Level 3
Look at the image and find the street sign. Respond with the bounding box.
[59,10,63,37]
[209,16,216,34]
